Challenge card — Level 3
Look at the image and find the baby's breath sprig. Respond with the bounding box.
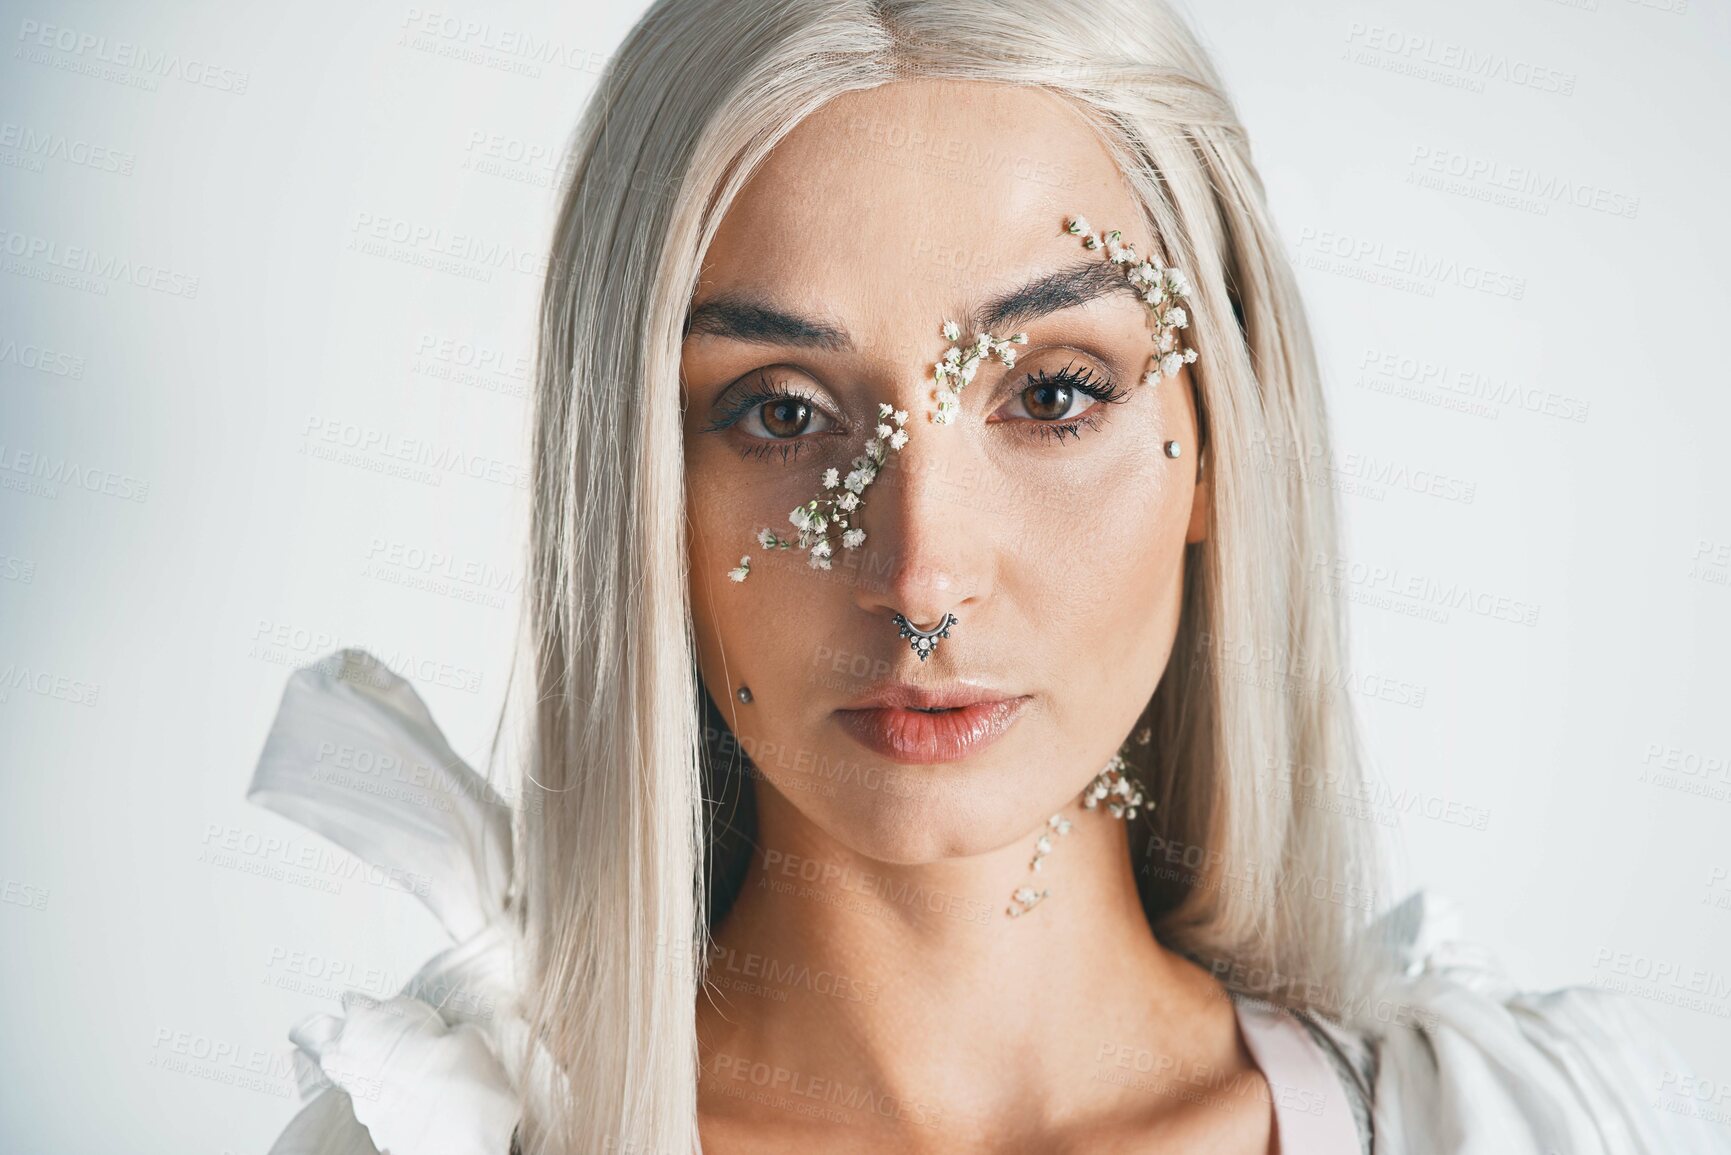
[930,319,1028,425]
[1080,751,1145,819]
[730,402,910,579]
[1006,726,1152,918]
[1066,214,1199,386]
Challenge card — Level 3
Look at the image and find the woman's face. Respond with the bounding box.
[682,79,1206,866]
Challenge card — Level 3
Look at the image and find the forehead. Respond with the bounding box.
[698,80,1144,322]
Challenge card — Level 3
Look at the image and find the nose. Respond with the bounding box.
[850,414,994,631]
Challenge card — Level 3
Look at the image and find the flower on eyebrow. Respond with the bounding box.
[930,320,1029,425]
[730,402,910,579]
[1066,215,1199,385]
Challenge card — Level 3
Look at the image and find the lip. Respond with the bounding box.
[833,695,1032,765]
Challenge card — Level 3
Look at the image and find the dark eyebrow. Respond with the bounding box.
[968,258,1144,334]
[680,258,1142,350]
[682,296,854,352]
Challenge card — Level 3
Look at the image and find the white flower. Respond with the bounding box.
[1067,215,1090,235]
[822,467,840,489]
[1160,351,1183,377]
[876,423,892,439]
[1167,306,1187,328]
[845,469,869,494]
[893,408,908,424]
[942,320,961,341]
[842,528,865,549]
[727,557,750,582]
[838,490,859,511]
[789,506,810,530]
[889,429,909,451]
[756,528,777,549]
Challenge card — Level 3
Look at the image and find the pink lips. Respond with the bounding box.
[833,696,1031,765]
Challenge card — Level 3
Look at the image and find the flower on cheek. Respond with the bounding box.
[729,401,909,579]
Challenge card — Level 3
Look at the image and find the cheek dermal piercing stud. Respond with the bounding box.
[1164,439,1182,458]
[891,612,958,662]
[736,684,752,704]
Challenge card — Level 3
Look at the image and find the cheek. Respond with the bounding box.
[685,451,751,690]
[1011,448,1191,644]
[685,439,785,597]
[1012,455,1190,765]
[685,447,837,712]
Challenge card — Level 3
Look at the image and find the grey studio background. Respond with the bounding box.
[2,0,1728,1150]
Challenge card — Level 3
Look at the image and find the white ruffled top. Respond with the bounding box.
[250,650,1728,1155]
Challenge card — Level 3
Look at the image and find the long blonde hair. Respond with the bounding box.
[513,0,1383,1150]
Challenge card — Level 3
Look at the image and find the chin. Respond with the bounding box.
[777,759,1046,867]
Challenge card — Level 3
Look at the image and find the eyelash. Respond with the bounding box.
[703,361,1130,462]
[1017,363,1129,443]
[699,373,844,463]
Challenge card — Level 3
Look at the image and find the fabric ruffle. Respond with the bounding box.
[1362,890,1730,1154]
[248,649,530,1155]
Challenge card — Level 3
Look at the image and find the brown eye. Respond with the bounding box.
[759,397,812,438]
[995,363,1128,427]
[725,381,839,442]
[1021,381,1080,422]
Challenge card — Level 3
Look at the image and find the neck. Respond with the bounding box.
[697,781,1242,1137]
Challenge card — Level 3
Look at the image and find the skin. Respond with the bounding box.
[682,80,1272,1153]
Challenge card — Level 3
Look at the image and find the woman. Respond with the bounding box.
[247,1,1724,1152]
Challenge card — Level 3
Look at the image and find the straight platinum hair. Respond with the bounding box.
[511,0,1385,1150]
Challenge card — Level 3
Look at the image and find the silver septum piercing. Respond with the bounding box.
[892,612,958,662]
